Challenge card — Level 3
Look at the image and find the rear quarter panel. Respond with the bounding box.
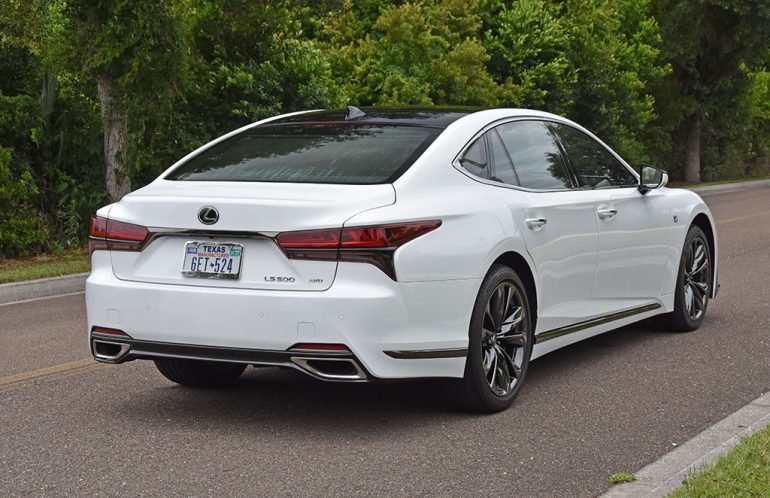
[344,181,534,283]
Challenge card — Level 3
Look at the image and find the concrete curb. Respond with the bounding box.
[600,393,770,498]
[0,273,88,305]
[688,178,770,194]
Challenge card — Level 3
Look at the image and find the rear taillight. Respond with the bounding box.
[340,221,442,248]
[89,216,150,254]
[276,220,441,280]
[275,228,341,262]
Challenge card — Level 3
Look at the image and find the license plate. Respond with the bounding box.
[181,242,243,279]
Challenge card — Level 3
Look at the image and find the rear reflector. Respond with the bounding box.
[89,217,149,254]
[92,326,131,337]
[290,343,350,352]
[276,220,441,280]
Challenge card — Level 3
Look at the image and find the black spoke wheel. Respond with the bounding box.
[658,225,712,332]
[446,264,533,412]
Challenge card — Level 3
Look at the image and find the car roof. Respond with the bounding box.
[269,107,482,129]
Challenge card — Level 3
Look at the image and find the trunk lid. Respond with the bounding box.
[107,180,395,291]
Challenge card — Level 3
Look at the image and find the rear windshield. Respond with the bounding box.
[165,124,439,184]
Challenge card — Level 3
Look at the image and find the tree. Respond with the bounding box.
[65,0,187,201]
[480,0,575,112]
[561,0,666,163]
[322,0,503,106]
[480,0,666,163]
[654,0,770,182]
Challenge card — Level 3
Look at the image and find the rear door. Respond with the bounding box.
[458,120,602,333]
[550,123,670,314]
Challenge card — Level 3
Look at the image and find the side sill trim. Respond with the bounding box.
[535,303,662,344]
[384,348,468,359]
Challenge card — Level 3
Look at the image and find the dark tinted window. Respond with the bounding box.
[496,121,572,190]
[458,135,489,179]
[552,123,636,188]
[488,130,518,185]
[166,124,438,184]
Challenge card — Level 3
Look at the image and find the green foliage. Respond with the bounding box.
[479,0,667,162]
[130,0,343,185]
[481,0,574,111]
[668,423,770,497]
[651,0,770,180]
[0,248,88,284]
[562,0,667,162]
[323,0,503,106]
[0,0,768,259]
[0,146,47,259]
[610,471,637,484]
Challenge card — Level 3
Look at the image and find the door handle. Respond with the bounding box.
[524,218,547,231]
[597,207,618,220]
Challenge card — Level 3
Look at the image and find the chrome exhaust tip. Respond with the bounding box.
[290,356,368,381]
[91,338,131,363]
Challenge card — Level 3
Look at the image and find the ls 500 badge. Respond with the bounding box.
[264,276,295,282]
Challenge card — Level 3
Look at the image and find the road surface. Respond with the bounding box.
[1,186,769,496]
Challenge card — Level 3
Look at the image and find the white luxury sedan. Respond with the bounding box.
[86,107,718,412]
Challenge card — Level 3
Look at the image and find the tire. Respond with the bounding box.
[445,264,534,413]
[657,225,712,332]
[154,358,247,387]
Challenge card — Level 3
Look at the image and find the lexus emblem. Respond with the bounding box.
[198,206,219,225]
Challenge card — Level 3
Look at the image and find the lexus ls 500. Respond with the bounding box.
[86,107,718,412]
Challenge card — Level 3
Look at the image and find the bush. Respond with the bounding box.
[0,146,47,260]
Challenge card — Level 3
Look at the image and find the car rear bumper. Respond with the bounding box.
[86,252,479,379]
[89,331,372,381]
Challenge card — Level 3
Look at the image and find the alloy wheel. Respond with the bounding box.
[683,236,710,320]
[481,282,529,397]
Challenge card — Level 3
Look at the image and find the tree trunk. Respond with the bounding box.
[97,74,131,201]
[683,113,701,183]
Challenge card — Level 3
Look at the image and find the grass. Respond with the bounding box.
[0,249,90,284]
[669,174,770,189]
[610,471,637,484]
[667,424,770,498]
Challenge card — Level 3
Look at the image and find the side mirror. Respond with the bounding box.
[638,163,668,195]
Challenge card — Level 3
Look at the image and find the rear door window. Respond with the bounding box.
[495,121,573,190]
[166,124,438,184]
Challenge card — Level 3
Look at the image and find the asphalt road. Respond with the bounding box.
[1,186,769,497]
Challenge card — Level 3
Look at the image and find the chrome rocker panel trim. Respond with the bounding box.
[535,303,662,343]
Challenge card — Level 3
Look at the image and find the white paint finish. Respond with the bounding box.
[106,309,121,326]
[111,235,336,291]
[530,304,664,360]
[106,182,395,291]
[86,262,474,379]
[297,322,316,339]
[85,107,719,381]
[591,188,671,315]
[348,182,513,282]
[109,181,396,233]
[660,188,719,299]
[500,189,602,333]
